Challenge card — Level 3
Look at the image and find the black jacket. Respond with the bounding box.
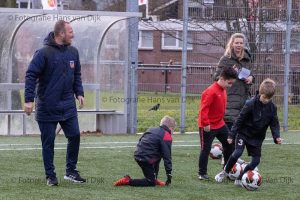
[134,125,172,175]
[230,95,280,145]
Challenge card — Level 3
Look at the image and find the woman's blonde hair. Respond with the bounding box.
[224,33,246,59]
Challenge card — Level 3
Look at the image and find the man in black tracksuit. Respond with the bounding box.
[114,116,176,187]
[215,78,282,185]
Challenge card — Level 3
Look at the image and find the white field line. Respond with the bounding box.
[0,140,199,147]
[0,142,299,151]
[0,138,276,147]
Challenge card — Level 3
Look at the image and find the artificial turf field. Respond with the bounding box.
[0,132,299,200]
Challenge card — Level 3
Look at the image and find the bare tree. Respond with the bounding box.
[141,0,292,63]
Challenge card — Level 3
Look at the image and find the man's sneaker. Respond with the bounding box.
[113,175,131,186]
[64,170,86,183]
[198,174,209,180]
[215,170,228,183]
[46,177,58,186]
[155,179,165,186]
[234,179,243,187]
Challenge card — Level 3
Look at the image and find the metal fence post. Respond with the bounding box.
[180,0,188,134]
[127,0,139,134]
[283,0,292,132]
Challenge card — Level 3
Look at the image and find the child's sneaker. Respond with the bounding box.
[113,175,131,186]
[155,179,165,186]
[198,174,209,180]
[214,170,228,183]
[46,176,58,186]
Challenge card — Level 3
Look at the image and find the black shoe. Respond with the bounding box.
[46,176,58,186]
[198,174,209,180]
[64,170,86,183]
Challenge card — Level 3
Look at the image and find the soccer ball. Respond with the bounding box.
[228,162,243,180]
[241,163,259,172]
[209,143,223,159]
[241,170,262,191]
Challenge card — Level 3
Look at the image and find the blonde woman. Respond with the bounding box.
[213,33,254,166]
[214,33,254,133]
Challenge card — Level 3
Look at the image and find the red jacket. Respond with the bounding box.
[198,82,226,129]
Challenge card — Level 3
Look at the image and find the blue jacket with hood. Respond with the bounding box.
[25,32,84,121]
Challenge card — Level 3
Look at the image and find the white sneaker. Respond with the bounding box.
[215,170,228,183]
[234,179,242,187]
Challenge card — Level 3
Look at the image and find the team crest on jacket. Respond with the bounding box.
[69,60,75,68]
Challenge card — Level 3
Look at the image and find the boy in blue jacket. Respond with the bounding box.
[215,78,282,185]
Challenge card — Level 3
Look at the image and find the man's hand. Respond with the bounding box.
[24,102,33,115]
[77,96,84,109]
[165,174,172,186]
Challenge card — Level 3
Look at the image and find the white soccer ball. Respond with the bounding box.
[209,143,223,159]
[241,163,259,172]
[241,170,262,191]
[228,162,243,180]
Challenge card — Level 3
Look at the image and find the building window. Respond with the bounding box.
[203,0,214,4]
[138,31,153,49]
[17,0,32,8]
[161,31,193,50]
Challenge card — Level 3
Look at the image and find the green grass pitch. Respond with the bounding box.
[0,132,299,200]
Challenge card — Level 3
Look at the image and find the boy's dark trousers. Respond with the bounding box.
[129,159,161,186]
[38,116,81,178]
[198,125,233,176]
[224,135,261,179]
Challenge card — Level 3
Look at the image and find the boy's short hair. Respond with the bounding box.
[160,115,176,130]
[259,78,276,98]
[220,66,238,80]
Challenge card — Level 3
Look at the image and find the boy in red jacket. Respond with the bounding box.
[198,66,238,180]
